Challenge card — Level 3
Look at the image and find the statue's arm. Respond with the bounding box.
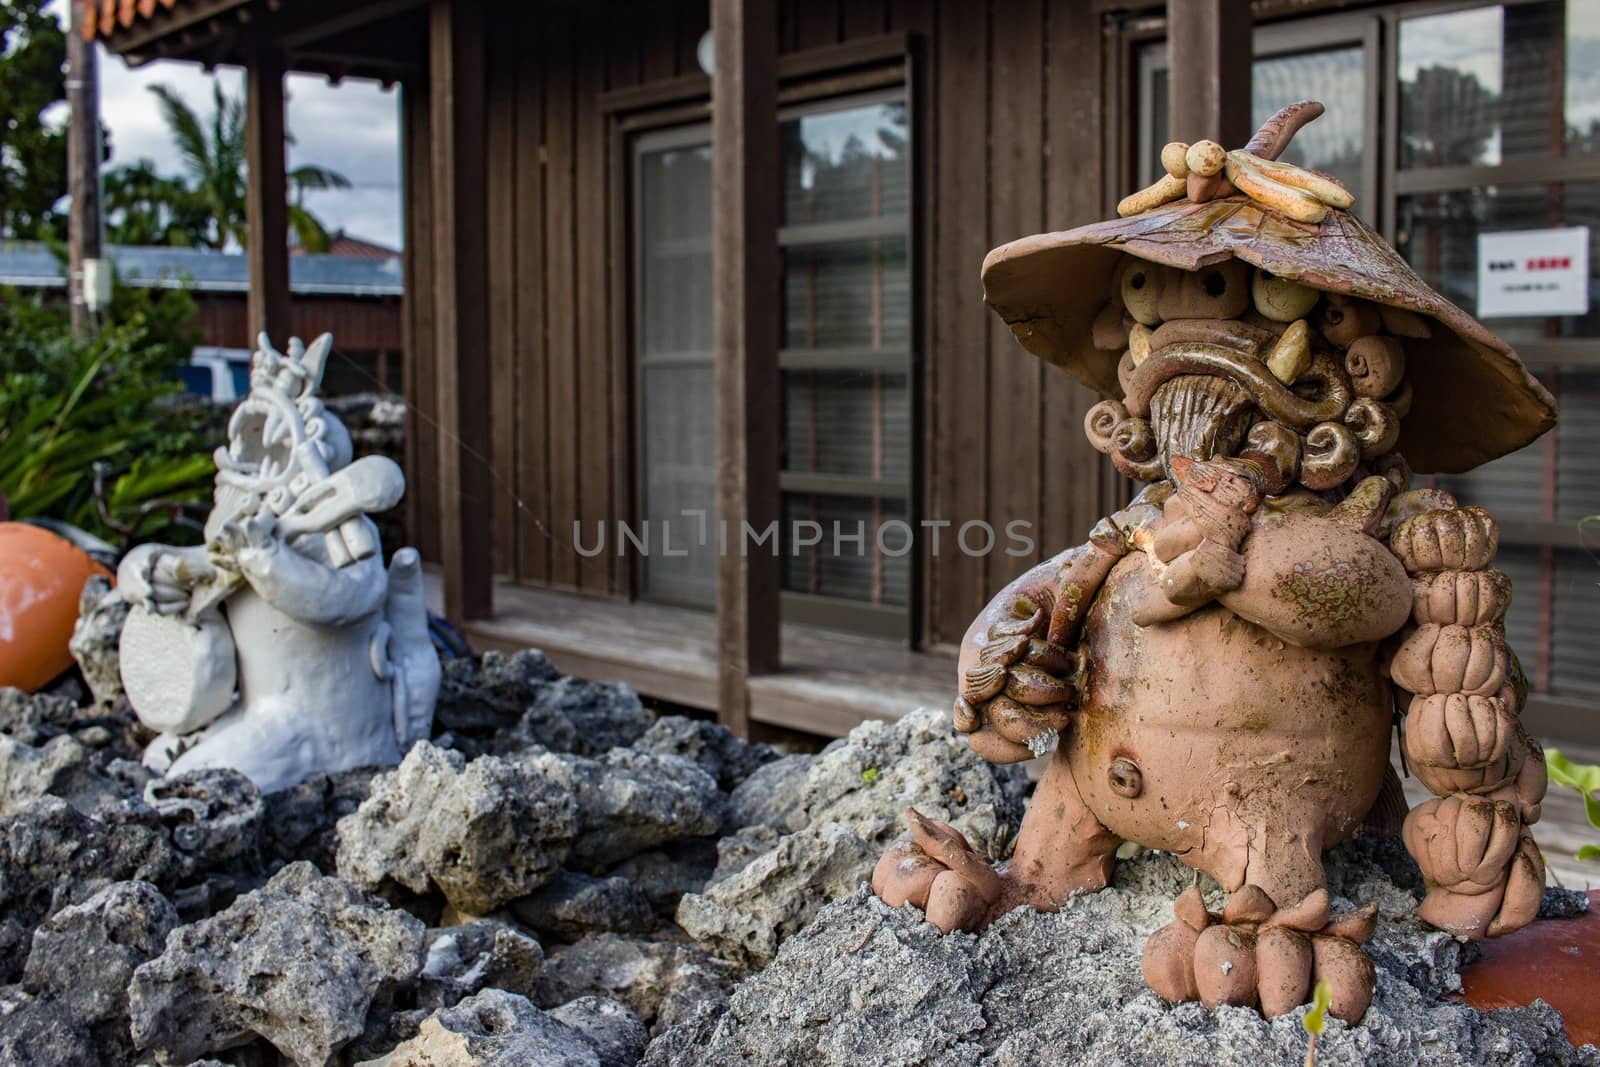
[1387,495,1546,941]
[117,544,217,614]
[234,531,389,626]
[954,499,1158,764]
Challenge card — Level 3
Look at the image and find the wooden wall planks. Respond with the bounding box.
[405,0,1120,641]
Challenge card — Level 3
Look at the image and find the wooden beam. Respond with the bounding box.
[67,3,102,339]
[1166,0,1252,148]
[711,0,780,737]
[427,0,493,621]
[245,45,290,342]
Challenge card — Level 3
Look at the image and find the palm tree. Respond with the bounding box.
[143,81,353,252]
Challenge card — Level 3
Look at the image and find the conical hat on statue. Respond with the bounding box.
[981,102,1556,474]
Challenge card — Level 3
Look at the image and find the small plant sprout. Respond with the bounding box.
[1302,978,1333,1067]
[1545,748,1600,861]
[862,767,880,785]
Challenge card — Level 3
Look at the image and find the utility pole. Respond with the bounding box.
[67,2,106,339]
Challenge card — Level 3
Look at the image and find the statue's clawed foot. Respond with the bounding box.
[872,808,1006,933]
[1141,885,1378,1022]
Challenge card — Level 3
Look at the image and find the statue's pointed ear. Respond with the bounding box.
[299,333,334,394]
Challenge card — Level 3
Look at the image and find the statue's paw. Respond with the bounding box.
[1142,886,1377,1023]
[871,807,1002,933]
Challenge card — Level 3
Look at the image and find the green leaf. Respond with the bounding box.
[1303,979,1332,1037]
[861,767,880,785]
[1576,845,1600,862]
[1546,748,1600,795]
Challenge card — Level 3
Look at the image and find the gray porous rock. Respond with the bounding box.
[354,988,637,1067]
[0,797,181,981]
[128,861,426,1067]
[0,988,99,1067]
[551,748,724,872]
[336,742,580,915]
[434,649,561,736]
[535,931,737,1031]
[144,768,265,871]
[790,705,1028,852]
[675,707,1026,969]
[0,733,121,816]
[68,575,128,707]
[631,716,776,791]
[522,677,653,756]
[606,838,719,917]
[675,821,874,969]
[0,687,80,746]
[419,919,545,1010]
[510,869,656,941]
[725,754,811,832]
[16,879,177,1062]
[263,766,377,873]
[646,843,1600,1067]
[549,996,651,1067]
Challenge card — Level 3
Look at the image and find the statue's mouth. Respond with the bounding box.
[1121,318,1350,432]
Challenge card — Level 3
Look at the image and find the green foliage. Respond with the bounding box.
[0,0,68,239]
[1545,748,1600,861]
[104,82,352,251]
[861,767,880,785]
[0,277,215,546]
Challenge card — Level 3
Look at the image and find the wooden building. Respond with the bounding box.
[85,0,1600,745]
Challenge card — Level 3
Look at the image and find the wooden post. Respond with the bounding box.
[1167,0,1253,148]
[428,0,493,622]
[66,3,101,339]
[711,0,780,737]
[245,46,290,342]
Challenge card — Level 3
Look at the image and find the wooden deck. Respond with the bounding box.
[423,571,956,738]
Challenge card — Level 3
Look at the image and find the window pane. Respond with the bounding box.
[783,370,910,483]
[1556,369,1600,523]
[636,137,715,609]
[1399,1,1600,168]
[782,493,909,607]
[640,144,713,358]
[1394,182,1600,343]
[781,100,909,226]
[1252,47,1365,197]
[782,236,910,351]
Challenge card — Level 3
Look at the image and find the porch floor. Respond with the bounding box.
[423,571,956,739]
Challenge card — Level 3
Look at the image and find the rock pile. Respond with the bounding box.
[2,639,1595,1066]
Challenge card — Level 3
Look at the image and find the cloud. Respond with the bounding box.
[53,0,403,248]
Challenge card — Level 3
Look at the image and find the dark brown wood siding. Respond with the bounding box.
[403,0,1120,645]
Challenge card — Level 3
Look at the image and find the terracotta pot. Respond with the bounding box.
[1459,889,1600,1047]
[0,522,113,692]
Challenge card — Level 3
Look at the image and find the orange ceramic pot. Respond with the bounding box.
[0,522,113,692]
[1460,889,1600,1047]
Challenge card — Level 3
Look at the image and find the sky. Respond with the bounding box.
[50,2,404,249]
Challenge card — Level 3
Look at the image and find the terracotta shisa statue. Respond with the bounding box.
[117,333,440,794]
[873,102,1555,1023]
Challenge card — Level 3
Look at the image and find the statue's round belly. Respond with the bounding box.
[1066,552,1392,862]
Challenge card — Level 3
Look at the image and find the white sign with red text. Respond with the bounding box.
[1477,227,1590,318]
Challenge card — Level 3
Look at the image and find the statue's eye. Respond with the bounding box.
[1120,263,1164,326]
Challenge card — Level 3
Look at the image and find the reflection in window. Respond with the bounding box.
[1399,1,1600,168]
[778,95,911,626]
[1395,182,1600,342]
[1252,48,1365,196]
[635,138,716,609]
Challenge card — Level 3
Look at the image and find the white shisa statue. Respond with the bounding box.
[117,333,440,793]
